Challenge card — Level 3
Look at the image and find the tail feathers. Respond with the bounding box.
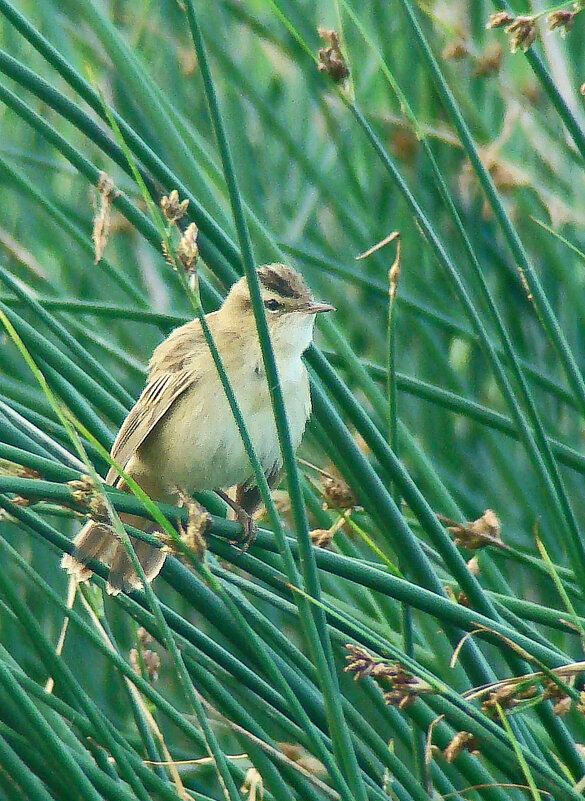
[107,537,166,596]
[61,521,118,582]
[61,520,166,595]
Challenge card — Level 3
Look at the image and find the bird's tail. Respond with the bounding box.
[61,518,166,596]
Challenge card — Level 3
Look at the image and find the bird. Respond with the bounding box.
[61,263,334,594]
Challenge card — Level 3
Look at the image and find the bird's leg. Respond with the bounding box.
[215,489,257,551]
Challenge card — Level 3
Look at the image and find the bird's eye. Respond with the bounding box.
[264,299,282,312]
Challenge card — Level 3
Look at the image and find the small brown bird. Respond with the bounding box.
[62,264,334,594]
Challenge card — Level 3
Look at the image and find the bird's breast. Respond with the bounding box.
[138,352,310,496]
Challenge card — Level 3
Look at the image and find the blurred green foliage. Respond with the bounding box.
[1,0,585,799]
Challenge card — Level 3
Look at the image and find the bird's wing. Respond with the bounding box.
[106,369,197,486]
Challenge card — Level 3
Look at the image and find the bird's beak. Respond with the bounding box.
[304,301,336,314]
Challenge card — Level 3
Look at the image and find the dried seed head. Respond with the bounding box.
[241,768,263,799]
[68,475,95,497]
[137,626,153,647]
[92,172,119,264]
[177,223,199,273]
[543,678,567,699]
[310,528,335,548]
[444,731,479,762]
[179,499,209,561]
[486,11,515,29]
[345,644,431,707]
[553,697,572,716]
[474,42,504,77]
[506,16,538,54]
[467,556,480,575]
[389,235,402,302]
[442,40,468,61]
[547,10,578,34]
[279,743,327,777]
[129,647,160,682]
[322,474,356,509]
[68,475,108,521]
[143,649,161,682]
[0,461,40,480]
[10,495,32,507]
[446,509,501,550]
[317,28,350,84]
[160,189,189,223]
[481,682,538,715]
[344,644,390,680]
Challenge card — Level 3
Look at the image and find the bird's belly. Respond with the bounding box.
[136,363,310,496]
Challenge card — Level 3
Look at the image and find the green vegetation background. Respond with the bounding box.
[1,0,585,799]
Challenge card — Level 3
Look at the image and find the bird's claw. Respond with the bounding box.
[230,509,257,554]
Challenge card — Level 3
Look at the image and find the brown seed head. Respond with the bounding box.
[178,498,210,561]
[310,528,334,548]
[137,626,154,647]
[553,697,572,716]
[161,189,189,223]
[486,11,515,29]
[345,644,431,707]
[0,461,40,480]
[442,40,469,61]
[322,474,356,509]
[93,172,119,264]
[446,509,501,550]
[177,223,199,273]
[467,556,480,575]
[547,10,578,33]
[474,42,504,77]
[506,16,538,53]
[68,475,108,521]
[481,682,537,715]
[317,28,350,83]
[444,731,480,762]
[10,495,32,507]
[279,743,327,777]
[129,647,160,682]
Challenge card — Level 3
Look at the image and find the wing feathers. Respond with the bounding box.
[106,369,197,486]
[105,320,208,486]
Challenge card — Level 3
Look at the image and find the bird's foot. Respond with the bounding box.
[215,490,257,553]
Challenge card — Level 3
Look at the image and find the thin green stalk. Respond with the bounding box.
[0,521,251,790]
[0,262,133,408]
[496,704,541,801]
[0,733,55,801]
[0,0,242,271]
[0,660,105,801]
[0,289,244,799]
[488,0,585,161]
[383,236,427,789]
[100,78,367,799]
[393,0,585,600]
[0,154,148,307]
[183,6,368,800]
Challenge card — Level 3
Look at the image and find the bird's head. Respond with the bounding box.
[223,263,335,355]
